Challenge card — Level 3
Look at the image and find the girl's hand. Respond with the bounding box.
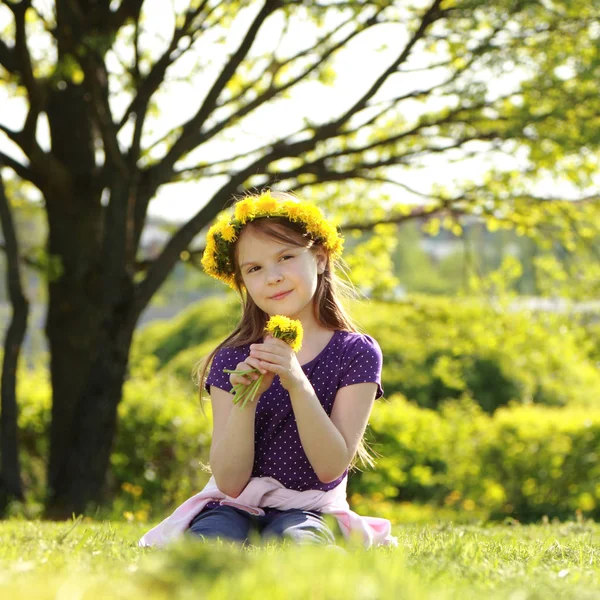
[249,334,308,392]
[229,359,275,401]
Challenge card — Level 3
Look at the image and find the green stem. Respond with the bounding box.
[224,367,258,405]
[232,382,250,405]
[240,373,264,409]
[225,367,265,408]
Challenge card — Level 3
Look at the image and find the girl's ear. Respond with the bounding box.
[316,251,327,274]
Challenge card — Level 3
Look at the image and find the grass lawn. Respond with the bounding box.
[0,517,598,599]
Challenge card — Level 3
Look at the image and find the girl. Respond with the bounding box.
[139,190,396,549]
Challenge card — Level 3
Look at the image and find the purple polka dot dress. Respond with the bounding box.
[202,329,384,510]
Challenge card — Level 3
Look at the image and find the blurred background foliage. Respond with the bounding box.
[2,170,599,524]
[9,285,600,524]
[1,0,599,522]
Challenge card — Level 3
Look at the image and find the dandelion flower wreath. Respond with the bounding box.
[201,191,344,289]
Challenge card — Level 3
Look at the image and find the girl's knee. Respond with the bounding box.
[262,511,336,546]
[282,526,336,546]
[187,506,252,544]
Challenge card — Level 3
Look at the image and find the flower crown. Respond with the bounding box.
[201,191,344,289]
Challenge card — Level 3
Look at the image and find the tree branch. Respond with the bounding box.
[0,39,18,74]
[194,7,383,151]
[362,16,505,119]
[329,0,446,132]
[108,0,145,33]
[78,51,127,175]
[0,243,43,269]
[0,165,27,505]
[228,0,448,170]
[171,143,269,180]
[161,5,385,184]
[341,204,466,232]
[117,1,210,132]
[0,122,47,180]
[10,0,44,153]
[151,0,279,185]
[0,123,21,146]
[216,6,360,111]
[0,151,40,187]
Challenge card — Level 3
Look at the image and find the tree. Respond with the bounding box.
[0,0,598,518]
[0,166,29,511]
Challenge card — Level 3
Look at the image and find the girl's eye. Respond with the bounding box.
[247,255,293,274]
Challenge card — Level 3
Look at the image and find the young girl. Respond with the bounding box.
[139,190,397,549]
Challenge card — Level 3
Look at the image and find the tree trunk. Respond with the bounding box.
[43,82,105,516]
[0,170,28,512]
[43,182,144,518]
[44,301,137,518]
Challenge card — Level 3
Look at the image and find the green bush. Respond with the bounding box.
[131,295,240,369]
[355,394,600,521]
[351,295,599,411]
[13,361,213,521]
[16,364,52,504]
[13,294,599,522]
[13,364,600,523]
[112,356,212,509]
[135,294,600,412]
[585,318,600,364]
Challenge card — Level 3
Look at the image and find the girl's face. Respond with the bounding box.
[237,226,327,323]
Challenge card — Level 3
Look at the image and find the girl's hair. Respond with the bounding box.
[193,191,379,472]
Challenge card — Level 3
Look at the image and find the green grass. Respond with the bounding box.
[0,518,598,599]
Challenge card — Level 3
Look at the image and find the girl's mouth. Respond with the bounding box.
[270,290,292,300]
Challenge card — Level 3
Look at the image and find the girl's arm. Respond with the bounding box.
[208,386,258,498]
[209,354,273,497]
[248,336,378,483]
[289,380,377,483]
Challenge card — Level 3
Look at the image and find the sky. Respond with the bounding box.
[0,0,591,225]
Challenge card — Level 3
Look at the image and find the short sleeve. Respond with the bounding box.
[205,346,249,395]
[338,334,384,400]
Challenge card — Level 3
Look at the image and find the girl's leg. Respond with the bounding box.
[187,506,254,545]
[260,509,337,546]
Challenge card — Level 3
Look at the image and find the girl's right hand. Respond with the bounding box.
[230,358,275,402]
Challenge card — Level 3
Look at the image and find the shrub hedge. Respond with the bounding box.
[133,294,600,412]
[11,294,599,522]
[14,367,600,522]
[355,394,600,521]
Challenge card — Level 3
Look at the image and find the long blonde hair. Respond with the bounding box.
[194,193,378,471]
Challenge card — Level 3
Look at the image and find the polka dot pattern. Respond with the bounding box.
[205,329,384,494]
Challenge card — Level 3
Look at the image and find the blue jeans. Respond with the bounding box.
[186,505,337,546]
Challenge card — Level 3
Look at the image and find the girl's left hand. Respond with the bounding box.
[249,334,308,393]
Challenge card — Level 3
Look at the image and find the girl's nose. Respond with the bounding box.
[266,267,283,284]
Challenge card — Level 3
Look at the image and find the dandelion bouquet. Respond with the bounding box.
[224,315,303,409]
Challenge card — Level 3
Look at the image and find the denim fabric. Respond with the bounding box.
[186,505,337,546]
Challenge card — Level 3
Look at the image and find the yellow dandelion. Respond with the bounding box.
[265,315,303,352]
[284,203,303,221]
[255,191,279,214]
[301,204,323,220]
[235,198,256,224]
[213,213,237,242]
[220,222,237,242]
[330,237,344,258]
[201,235,217,272]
